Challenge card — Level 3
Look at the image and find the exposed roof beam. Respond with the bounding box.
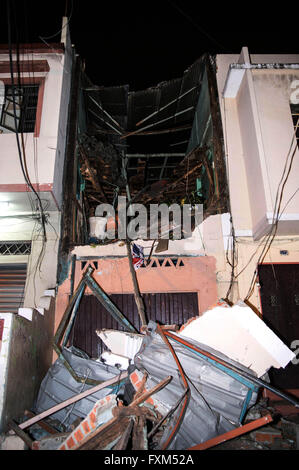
[135,86,198,127]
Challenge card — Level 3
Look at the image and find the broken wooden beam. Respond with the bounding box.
[24,410,58,435]
[8,420,34,449]
[126,240,147,328]
[188,414,273,450]
[79,146,108,203]
[19,371,128,430]
[73,375,172,450]
[113,418,134,450]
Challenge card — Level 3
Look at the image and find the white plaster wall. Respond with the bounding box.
[0,53,65,186]
[252,70,299,215]
[23,211,61,308]
[216,51,299,238]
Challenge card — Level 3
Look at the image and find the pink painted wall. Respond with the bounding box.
[53,256,218,361]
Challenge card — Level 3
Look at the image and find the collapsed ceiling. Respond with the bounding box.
[76,53,229,242]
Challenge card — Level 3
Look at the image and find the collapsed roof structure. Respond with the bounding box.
[69,54,228,245]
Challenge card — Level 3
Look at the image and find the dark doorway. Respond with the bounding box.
[258,264,299,389]
[70,292,199,358]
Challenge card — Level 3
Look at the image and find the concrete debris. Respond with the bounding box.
[96,329,144,360]
[0,433,27,450]
[178,299,295,378]
[5,299,299,451]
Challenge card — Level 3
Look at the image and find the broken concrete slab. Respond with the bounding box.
[96,329,144,360]
[178,300,295,378]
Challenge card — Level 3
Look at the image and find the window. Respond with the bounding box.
[0,84,39,134]
[0,241,31,256]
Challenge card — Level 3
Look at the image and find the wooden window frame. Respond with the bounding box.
[0,76,45,137]
[0,60,49,138]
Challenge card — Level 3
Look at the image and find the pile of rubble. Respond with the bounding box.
[2,284,299,451]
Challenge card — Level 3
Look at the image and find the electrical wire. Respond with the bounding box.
[38,0,73,41]
[6,0,47,242]
[245,119,299,300]
[166,0,228,52]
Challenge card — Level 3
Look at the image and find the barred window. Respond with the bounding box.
[0,84,39,133]
[0,241,31,256]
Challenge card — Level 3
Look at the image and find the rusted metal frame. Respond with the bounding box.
[88,94,125,132]
[164,331,299,408]
[84,272,138,333]
[205,58,229,211]
[120,106,194,140]
[136,86,197,127]
[168,161,203,190]
[74,375,172,450]
[88,107,123,136]
[148,389,188,439]
[24,410,58,435]
[201,151,215,202]
[53,267,91,352]
[188,414,273,450]
[79,145,108,202]
[156,324,190,450]
[59,53,81,255]
[62,282,85,348]
[113,418,134,450]
[125,240,147,329]
[53,266,136,385]
[8,420,34,449]
[92,124,192,136]
[19,371,129,430]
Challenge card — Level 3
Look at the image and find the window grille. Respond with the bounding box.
[0,241,31,256]
[0,84,39,133]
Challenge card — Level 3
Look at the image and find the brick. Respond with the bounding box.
[82,421,91,434]
[74,428,84,443]
[254,429,282,444]
[66,436,76,449]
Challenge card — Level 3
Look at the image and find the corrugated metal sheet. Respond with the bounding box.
[0,264,27,313]
[71,292,199,358]
[134,322,259,449]
[34,346,125,431]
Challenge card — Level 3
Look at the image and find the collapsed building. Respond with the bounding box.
[0,16,299,450]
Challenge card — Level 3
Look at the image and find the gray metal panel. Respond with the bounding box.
[134,322,259,450]
[34,346,127,431]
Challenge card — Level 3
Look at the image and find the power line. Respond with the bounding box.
[39,0,73,41]
[6,0,47,242]
[166,0,228,52]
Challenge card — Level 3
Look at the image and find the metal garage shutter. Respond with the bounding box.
[71,292,199,358]
[0,264,27,313]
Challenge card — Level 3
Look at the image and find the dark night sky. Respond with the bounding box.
[1,0,298,90]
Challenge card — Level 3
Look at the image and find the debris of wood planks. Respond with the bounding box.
[60,375,172,450]
[126,240,147,328]
[8,420,34,449]
[23,410,58,435]
[19,371,128,430]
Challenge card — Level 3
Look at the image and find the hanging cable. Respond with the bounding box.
[244,118,299,300]
[6,0,47,242]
